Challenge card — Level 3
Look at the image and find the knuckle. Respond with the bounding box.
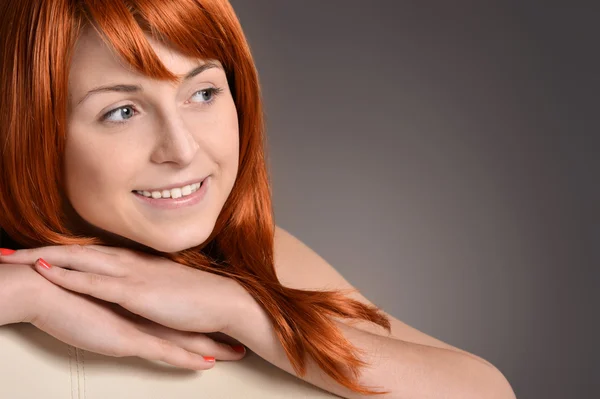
[67,244,87,256]
[113,250,132,263]
[15,247,42,260]
[155,338,173,360]
[57,267,70,279]
[16,248,34,257]
[88,273,105,286]
[114,249,141,264]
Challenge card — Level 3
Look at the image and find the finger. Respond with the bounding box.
[136,322,246,361]
[132,334,217,371]
[84,245,127,256]
[173,334,246,361]
[34,258,128,305]
[2,245,125,277]
[84,245,150,262]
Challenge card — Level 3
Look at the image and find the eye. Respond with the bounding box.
[101,105,137,124]
[189,87,224,105]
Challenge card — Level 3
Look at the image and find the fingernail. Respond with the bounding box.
[0,248,16,255]
[203,356,215,362]
[231,345,246,354]
[36,258,52,270]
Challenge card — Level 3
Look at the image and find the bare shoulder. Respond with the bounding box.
[273,225,494,366]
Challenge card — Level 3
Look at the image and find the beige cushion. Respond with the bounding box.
[0,323,339,398]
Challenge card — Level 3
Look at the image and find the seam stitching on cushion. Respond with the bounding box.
[75,347,81,399]
[82,349,87,399]
[68,345,76,399]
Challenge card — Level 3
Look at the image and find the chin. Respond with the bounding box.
[135,229,212,254]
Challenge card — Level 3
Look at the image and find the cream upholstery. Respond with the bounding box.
[0,323,340,398]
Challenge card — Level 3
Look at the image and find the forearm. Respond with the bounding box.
[225,297,515,399]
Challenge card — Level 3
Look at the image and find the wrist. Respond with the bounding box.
[19,266,49,324]
[221,282,272,344]
[0,264,46,325]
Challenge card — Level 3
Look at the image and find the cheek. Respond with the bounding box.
[195,99,240,173]
[220,125,240,168]
[218,101,240,168]
[63,136,137,209]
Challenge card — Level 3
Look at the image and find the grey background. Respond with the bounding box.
[230,1,598,398]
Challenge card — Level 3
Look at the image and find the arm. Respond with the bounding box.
[224,291,516,399]
[219,226,516,398]
[272,226,496,368]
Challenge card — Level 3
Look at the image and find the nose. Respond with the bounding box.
[150,112,199,166]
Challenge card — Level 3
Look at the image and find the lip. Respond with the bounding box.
[134,176,209,192]
[133,175,211,210]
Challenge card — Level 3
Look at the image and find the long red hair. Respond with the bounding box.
[0,0,391,394]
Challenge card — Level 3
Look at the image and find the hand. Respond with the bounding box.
[0,263,247,371]
[0,244,250,336]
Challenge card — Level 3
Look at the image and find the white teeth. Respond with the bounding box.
[135,181,202,199]
[171,188,182,199]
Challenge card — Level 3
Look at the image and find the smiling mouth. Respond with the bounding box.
[133,180,205,200]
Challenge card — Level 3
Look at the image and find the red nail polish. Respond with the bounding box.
[36,258,52,270]
[231,345,245,353]
[0,248,16,255]
[203,356,215,362]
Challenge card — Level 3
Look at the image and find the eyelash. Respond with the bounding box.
[100,87,225,125]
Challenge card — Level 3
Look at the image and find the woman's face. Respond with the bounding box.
[65,27,239,253]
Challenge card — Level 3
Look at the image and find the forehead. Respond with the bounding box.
[69,26,214,86]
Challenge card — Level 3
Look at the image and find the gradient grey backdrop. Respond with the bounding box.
[230,1,599,398]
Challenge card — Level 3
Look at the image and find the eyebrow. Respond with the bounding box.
[75,62,222,107]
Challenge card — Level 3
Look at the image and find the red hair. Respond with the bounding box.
[0,0,391,394]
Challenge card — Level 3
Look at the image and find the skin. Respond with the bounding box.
[65,26,239,253]
[0,24,516,399]
[0,230,517,398]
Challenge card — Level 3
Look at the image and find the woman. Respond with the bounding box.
[0,0,515,398]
